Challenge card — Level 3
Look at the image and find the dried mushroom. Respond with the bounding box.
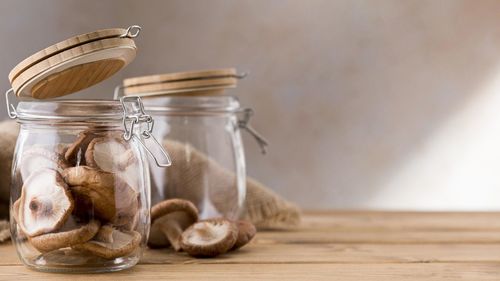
[148,199,198,250]
[29,219,100,253]
[65,131,96,166]
[62,166,138,225]
[19,147,69,180]
[13,128,147,262]
[72,229,141,259]
[18,169,74,237]
[180,218,238,257]
[85,135,140,190]
[86,136,136,172]
[231,220,256,250]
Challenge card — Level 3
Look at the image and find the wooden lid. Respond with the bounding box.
[9,27,138,99]
[122,68,242,97]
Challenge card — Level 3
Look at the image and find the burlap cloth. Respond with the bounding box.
[0,120,300,243]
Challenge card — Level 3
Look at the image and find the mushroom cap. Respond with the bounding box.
[18,169,74,237]
[180,218,238,257]
[62,166,139,224]
[85,135,140,191]
[65,131,96,166]
[231,220,256,250]
[151,199,199,223]
[85,136,137,172]
[148,199,199,249]
[63,166,116,221]
[19,147,69,180]
[29,219,100,253]
[72,229,141,259]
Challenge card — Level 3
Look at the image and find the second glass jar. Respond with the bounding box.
[143,96,247,220]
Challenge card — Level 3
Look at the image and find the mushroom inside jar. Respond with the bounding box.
[12,130,145,260]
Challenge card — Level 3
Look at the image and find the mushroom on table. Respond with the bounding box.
[232,220,257,250]
[148,199,199,251]
[180,218,238,257]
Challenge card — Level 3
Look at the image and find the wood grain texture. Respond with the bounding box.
[123,77,237,96]
[123,68,237,87]
[8,28,126,83]
[12,37,136,99]
[1,211,499,280]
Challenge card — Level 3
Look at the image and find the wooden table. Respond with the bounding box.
[1,211,500,280]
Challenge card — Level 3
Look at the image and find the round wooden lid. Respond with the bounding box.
[123,68,242,96]
[9,27,138,99]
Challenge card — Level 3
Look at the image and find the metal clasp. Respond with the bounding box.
[5,88,18,119]
[120,25,142,38]
[121,96,172,167]
[238,108,269,154]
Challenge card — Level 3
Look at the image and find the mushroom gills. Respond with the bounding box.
[180,219,238,257]
[187,221,233,245]
[86,137,136,172]
[18,169,74,237]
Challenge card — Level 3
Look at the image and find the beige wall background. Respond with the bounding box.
[1,0,500,210]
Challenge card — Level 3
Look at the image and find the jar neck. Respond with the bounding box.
[141,96,241,115]
[15,99,125,125]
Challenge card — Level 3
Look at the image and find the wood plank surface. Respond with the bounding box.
[0,211,499,280]
[1,263,500,281]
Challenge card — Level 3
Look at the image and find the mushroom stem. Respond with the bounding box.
[158,219,184,251]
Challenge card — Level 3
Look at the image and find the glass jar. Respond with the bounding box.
[141,95,266,220]
[7,96,162,273]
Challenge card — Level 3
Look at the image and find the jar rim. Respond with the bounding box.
[141,95,241,114]
[15,99,124,122]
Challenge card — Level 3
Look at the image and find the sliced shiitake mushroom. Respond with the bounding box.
[72,229,141,259]
[19,147,69,180]
[148,199,198,250]
[180,218,238,257]
[18,169,74,237]
[29,219,100,253]
[231,220,256,250]
[62,166,139,225]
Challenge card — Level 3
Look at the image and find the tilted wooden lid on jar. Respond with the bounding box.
[8,26,141,99]
[122,68,246,97]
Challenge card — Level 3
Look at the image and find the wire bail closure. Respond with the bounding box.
[120,96,172,167]
[5,88,18,119]
[238,108,269,154]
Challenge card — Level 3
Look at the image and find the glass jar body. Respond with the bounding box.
[9,101,150,273]
[144,96,246,220]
